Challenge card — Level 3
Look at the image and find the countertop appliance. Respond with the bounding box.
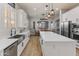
[61,21,73,38]
[4,41,17,56]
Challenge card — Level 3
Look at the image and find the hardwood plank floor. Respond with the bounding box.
[21,36,79,56]
[76,48,79,56]
[21,36,42,56]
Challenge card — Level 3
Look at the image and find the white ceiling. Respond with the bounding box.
[17,3,79,19]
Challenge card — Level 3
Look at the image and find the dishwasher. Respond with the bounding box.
[4,41,17,56]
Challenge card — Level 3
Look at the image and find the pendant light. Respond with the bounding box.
[48,13,51,18]
[50,4,55,15]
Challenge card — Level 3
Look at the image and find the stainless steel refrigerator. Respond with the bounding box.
[61,21,72,38]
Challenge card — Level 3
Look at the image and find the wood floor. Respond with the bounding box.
[21,36,42,56]
[21,36,79,56]
[76,48,79,56]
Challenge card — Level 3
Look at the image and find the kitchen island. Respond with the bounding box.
[40,31,76,56]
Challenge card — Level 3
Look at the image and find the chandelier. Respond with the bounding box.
[41,4,55,20]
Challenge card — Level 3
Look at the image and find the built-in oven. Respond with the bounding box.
[4,41,17,56]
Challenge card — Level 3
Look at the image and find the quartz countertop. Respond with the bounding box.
[40,31,76,42]
[0,39,18,50]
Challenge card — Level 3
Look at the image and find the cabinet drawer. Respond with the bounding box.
[0,50,3,56]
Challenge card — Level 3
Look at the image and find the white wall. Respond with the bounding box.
[62,6,79,24]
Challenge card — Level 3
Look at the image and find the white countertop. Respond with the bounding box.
[0,39,18,50]
[40,31,76,42]
[0,31,30,51]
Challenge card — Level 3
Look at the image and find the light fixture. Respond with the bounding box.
[50,3,55,15]
[50,9,55,14]
[45,5,48,11]
[47,13,51,18]
[41,4,56,20]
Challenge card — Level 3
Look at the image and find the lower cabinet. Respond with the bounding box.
[17,42,23,56]
[23,37,29,49]
[0,50,3,56]
[41,41,76,56]
[0,37,29,56]
[17,37,29,56]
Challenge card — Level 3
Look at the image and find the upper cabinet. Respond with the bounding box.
[10,5,16,28]
[16,9,29,28]
[0,3,16,36]
[1,4,16,29]
[62,6,79,24]
[0,3,29,33]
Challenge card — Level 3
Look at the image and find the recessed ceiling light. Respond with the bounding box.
[55,8,59,11]
[45,8,48,11]
[34,8,37,11]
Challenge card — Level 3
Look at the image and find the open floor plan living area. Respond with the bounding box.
[0,3,79,56]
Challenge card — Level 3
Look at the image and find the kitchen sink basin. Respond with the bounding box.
[8,34,25,45]
[8,34,25,39]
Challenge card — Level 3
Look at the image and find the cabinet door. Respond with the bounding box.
[42,42,57,56]
[2,4,12,29]
[23,37,29,49]
[23,13,28,27]
[0,50,3,56]
[17,42,23,56]
[17,9,28,27]
[55,42,76,56]
[7,4,12,29]
[10,6,16,28]
[0,4,11,33]
[16,9,23,27]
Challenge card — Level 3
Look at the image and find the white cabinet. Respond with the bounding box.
[41,40,76,56]
[22,38,29,50]
[0,4,12,36]
[17,42,23,56]
[17,35,29,56]
[0,4,16,32]
[16,9,28,27]
[17,39,29,56]
[40,31,76,56]
[10,6,16,28]
[0,50,3,56]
